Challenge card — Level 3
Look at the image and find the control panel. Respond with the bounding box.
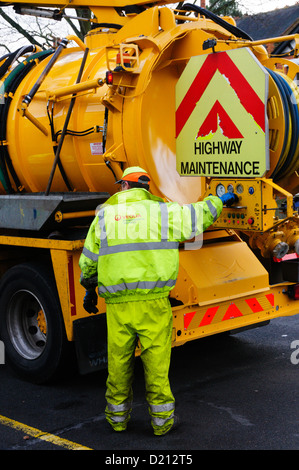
[204,178,290,232]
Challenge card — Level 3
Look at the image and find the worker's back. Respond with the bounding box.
[94,187,180,303]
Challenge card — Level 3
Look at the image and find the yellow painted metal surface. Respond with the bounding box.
[0,235,84,250]
[171,241,269,308]
[7,46,115,195]
[3,5,296,204]
[3,0,169,7]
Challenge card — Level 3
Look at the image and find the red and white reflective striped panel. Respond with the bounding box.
[184,293,274,330]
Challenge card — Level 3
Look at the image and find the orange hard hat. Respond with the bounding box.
[115,166,150,185]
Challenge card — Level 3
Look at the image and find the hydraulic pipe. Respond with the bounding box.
[47,77,105,101]
[45,47,90,195]
[22,38,68,107]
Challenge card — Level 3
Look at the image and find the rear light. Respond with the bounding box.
[288,284,299,300]
[106,71,113,84]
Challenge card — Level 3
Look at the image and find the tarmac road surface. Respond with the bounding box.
[0,314,298,456]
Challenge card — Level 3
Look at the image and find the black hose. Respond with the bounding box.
[102,107,109,154]
[45,47,90,195]
[22,38,68,106]
[180,4,253,41]
[267,68,299,182]
[0,52,10,63]
[21,40,74,191]
[0,45,38,81]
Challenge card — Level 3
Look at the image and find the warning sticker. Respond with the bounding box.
[90,142,103,155]
[175,48,269,177]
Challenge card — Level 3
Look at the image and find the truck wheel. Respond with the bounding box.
[0,262,72,383]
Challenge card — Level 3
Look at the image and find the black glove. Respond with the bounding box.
[220,192,239,207]
[83,289,99,314]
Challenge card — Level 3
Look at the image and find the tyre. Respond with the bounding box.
[0,262,72,383]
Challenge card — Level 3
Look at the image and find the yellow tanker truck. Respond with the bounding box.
[0,0,298,383]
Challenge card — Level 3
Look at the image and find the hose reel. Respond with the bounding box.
[267,68,299,183]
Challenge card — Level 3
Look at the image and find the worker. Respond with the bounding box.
[79,166,237,436]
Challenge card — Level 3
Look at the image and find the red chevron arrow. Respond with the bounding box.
[176,51,265,139]
[197,100,244,139]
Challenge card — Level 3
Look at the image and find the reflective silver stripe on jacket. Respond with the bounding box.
[98,208,108,247]
[206,199,218,222]
[84,241,178,260]
[82,246,99,261]
[159,202,169,241]
[98,241,179,256]
[149,402,175,413]
[99,279,177,294]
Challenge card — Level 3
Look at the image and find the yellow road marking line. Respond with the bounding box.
[0,414,93,450]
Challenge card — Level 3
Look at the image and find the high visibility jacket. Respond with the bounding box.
[79,188,222,303]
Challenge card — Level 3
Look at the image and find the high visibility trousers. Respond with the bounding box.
[105,296,175,435]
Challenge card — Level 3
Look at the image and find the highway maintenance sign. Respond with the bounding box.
[176,48,269,177]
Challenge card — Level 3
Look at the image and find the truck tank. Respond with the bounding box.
[0,3,298,206]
